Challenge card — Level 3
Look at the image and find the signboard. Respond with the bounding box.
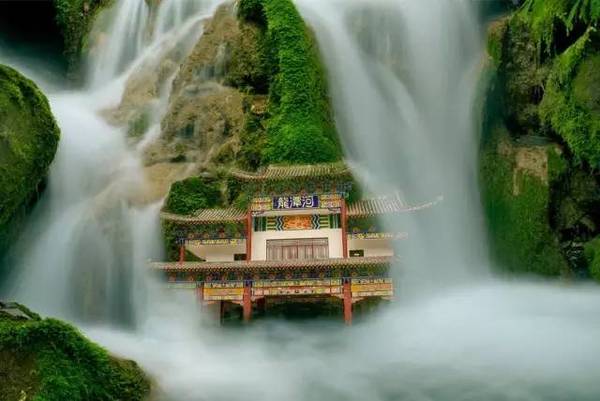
[204,282,244,301]
[253,279,341,297]
[188,238,245,246]
[252,193,342,213]
[351,278,394,298]
[347,232,409,240]
[273,195,319,210]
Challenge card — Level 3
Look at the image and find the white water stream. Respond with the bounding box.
[2,0,600,400]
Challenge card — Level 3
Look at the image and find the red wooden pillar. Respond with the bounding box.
[243,281,252,322]
[341,199,348,258]
[246,212,253,262]
[343,278,352,325]
[179,245,185,263]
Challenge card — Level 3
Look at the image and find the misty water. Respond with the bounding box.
[2,0,600,400]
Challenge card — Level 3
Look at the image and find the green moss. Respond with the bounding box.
[0,306,150,401]
[238,112,268,171]
[584,236,600,282]
[519,0,600,53]
[52,0,112,75]
[487,18,509,66]
[127,111,151,138]
[573,53,600,114]
[480,128,568,276]
[0,65,60,258]
[547,146,568,181]
[496,15,548,135]
[540,30,600,166]
[238,0,342,165]
[164,176,222,215]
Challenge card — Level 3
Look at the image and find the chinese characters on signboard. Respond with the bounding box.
[252,193,342,213]
[272,195,320,210]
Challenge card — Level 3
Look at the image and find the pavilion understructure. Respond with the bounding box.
[152,163,441,324]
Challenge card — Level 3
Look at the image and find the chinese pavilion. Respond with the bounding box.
[152,163,440,324]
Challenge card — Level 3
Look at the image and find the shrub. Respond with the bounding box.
[164,176,222,215]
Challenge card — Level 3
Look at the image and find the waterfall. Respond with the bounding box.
[88,0,221,88]
[296,0,488,292]
[2,0,224,324]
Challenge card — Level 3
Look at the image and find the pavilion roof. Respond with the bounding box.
[347,196,443,218]
[160,195,444,224]
[150,256,393,273]
[161,208,246,224]
[230,162,350,182]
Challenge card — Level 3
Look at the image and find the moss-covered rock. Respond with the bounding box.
[239,0,342,165]
[52,0,113,76]
[0,303,150,401]
[494,15,548,135]
[0,65,60,259]
[480,4,600,279]
[480,127,569,276]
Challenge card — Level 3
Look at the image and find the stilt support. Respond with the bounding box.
[343,278,352,325]
[243,280,252,322]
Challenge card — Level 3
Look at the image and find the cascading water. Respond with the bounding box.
[3,1,600,400]
[295,0,489,293]
[2,0,224,324]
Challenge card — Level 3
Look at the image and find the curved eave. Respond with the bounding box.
[160,210,246,224]
[150,256,395,273]
[230,162,351,182]
[347,196,443,218]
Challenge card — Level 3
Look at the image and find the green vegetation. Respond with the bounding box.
[520,0,600,52]
[487,18,508,66]
[0,65,60,258]
[0,305,150,401]
[584,236,600,282]
[238,0,342,165]
[164,176,222,215]
[52,0,112,74]
[480,131,568,276]
[539,30,600,166]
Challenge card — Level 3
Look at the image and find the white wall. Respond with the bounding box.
[187,242,247,262]
[251,229,343,261]
[347,238,394,257]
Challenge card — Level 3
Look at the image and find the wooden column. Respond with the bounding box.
[246,212,253,262]
[343,278,352,325]
[243,281,252,322]
[179,245,185,263]
[341,199,349,258]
